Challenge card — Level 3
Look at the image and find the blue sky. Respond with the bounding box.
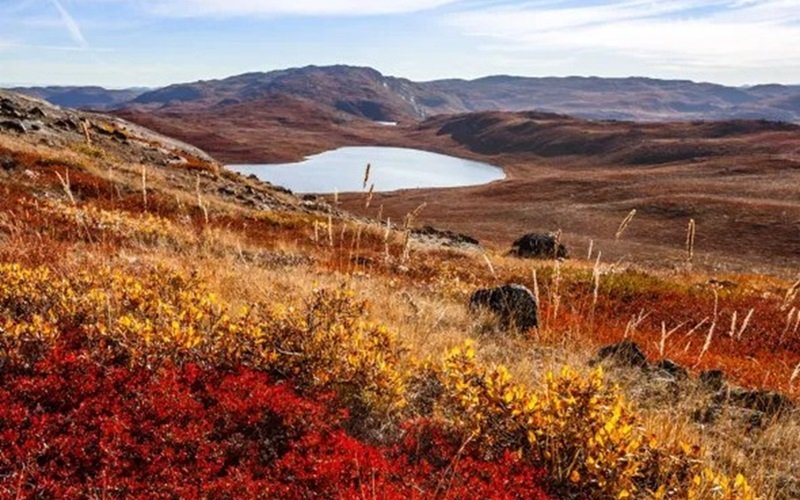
[2,0,799,87]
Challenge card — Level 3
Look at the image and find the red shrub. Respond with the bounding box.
[0,344,550,498]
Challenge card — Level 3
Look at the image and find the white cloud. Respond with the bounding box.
[447,1,800,81]
[140,0,459,16]
[50,0,88,48]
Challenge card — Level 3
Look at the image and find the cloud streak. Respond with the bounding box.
[50,0,88,48]
[447,0,800,79]
[141,0,459,17]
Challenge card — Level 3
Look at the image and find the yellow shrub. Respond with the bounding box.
[437,341,755,499]
[0,262,405,422]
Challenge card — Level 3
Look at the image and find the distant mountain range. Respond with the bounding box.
[9,86,148,110]
[9,65,800,122]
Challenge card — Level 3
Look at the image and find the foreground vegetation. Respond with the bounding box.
[0,118,797,497]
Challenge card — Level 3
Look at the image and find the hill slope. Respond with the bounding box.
[0,90,797,497]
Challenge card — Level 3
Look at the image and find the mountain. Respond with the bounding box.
[119,65,800,122]
[8,86,147,110]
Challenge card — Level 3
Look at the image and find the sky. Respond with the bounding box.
[1,0,799,88]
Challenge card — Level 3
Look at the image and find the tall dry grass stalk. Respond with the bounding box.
[531,269,540,307]
[591,251,602,313]
[364,184,375,209]
[587,239,594,260]
[697,289,719,363]
[686,219,696,263]
[549,260,562,324]
[782,278,800,310]
[659,321,686,357]
[383,218,391,263]
[327,214,334,247]
[81,120,92,146]
[141,165,148,210]
[362,163,371,190]
[401,203,427,263]
[791,362,800,386]
[623,309,650,338]
[55,169,76,205]
[195,174,209,225]
[737,309,754,340]
[728,311,738,338]
[615,209,637,240]
[482,254,496,278]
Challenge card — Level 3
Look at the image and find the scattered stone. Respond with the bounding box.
[28,106,46,119]
[699,369,726,391]
[0,98,23,119]
[653,359,689,379]
[469,283,538,332]
[0,155,17,171]
[53,117,79,131]
[593,340,649,368]
[111,129,128,142]
[0,120,27,134]
[217,185,237,196]
[509,233,568,259]
[720,388,795,418]
[412,225,480,249]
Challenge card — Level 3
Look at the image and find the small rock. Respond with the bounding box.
[699,369,726,391]
[593,340,649,368]
[0,155,17,171]
[412,225,480,248]
[0,120,27,134]
[28,106,46,119]
[510,233,568,259]
[722,388,794,418]
[469,283,538,332]
[654,359,689,379]
[217,185,237,196]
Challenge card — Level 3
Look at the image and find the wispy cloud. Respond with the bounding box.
[141,0,460,16]
[447,0,800,76]
[50,0,88,48]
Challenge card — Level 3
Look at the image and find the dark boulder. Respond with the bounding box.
[469,284,538,332]
[699,369,726,391]
[28,106,46,119]
[721,388,795,418]
[0,154,17,171]
[0,120,27,134]
[593,340,649,368]
[510,233,568,259]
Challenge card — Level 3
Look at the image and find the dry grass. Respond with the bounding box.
[2,130,799,497]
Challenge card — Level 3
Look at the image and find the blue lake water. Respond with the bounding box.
[227,146,505,193]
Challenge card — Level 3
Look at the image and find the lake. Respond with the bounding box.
[227,146,505,193]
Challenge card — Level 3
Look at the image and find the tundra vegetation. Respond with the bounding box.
[0,96,797,498]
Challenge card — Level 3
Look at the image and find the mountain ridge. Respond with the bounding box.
[10,64,800,122]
